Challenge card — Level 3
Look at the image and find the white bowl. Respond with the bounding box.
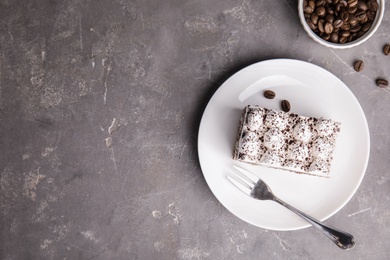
[298,0,385,49]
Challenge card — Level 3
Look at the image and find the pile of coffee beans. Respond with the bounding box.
[303,0,379,44]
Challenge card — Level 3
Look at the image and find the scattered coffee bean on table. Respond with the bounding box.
[383,44,390,55]
[303,0,378,44]
[263,90,276,99]
[376,78,388,88]
[354,60,364,72]
[281,100,291,112]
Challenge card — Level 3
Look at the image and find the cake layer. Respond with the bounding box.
[233,105,341,177]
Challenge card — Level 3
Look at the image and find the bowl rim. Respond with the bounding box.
[298,0,385,49]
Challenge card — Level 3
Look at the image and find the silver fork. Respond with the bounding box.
[227,165,355,250]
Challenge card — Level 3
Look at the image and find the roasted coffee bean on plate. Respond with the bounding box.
[376,78,388,88]
[264,90,276,99]
[281,100,291,112]
[354,60,364,72]
[303,0,378,44]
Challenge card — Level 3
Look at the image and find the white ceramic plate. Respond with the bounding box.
[197,59,370,231]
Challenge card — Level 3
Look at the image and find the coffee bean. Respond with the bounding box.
[264,90,276,99]
[340,11,349,22]
[330,32,339,42]
[348,0,358,7]
[367,0,379,11]
[354,60,364,72]
[347,6,358,13]
[335,3,341,12]
[333,0,339,4]
[339,36,348,43]
[349,14,358,26]
[361,22,372,32]
[308,0,315,7]
[325,14,335,23]
[350,24,362,33]
[340,22,351,30]
[333,19,344,28]
[376,79,389,88]
[356,10,367,21]
[307,19,317,30]
[304,1,315,13]
[318,19,325,32]
[356,30,366,38]
[316,6,326,16]
[383,44,390,55]
[324,22,334,34]
[316,0,326,6]
[340,30,350,37]
[340,0,348,7]
[366,10,376,20]
[322,34,331,41]
[360,14,369,23]
[326,6,335,15]
[311,13,319,24]
[281,100,291,112]
[357,1,368,11]
[304,5,314,14]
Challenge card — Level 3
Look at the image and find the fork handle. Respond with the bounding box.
[273,197,355,250]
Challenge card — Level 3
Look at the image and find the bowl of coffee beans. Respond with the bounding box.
[298,0,384,48]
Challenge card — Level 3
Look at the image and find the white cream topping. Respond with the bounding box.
[240,131,260,156]
[241,141,260,156]
[263,127,284,150]
[293,120,312,143]
[308,158,330,174]
[287,141,309,161]
[260,150,282,166]
[311,137,333,159]
[316,118,334,136]
[264,110,287,129]
[246,110,264,131]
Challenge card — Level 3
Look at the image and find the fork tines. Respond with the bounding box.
[227,165,259,196]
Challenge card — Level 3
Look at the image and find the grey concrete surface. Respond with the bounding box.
[1,0,389,259]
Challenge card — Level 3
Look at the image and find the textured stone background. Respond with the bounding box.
[0,0,389,259]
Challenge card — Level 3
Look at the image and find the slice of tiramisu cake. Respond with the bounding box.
[233,105,341,177]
